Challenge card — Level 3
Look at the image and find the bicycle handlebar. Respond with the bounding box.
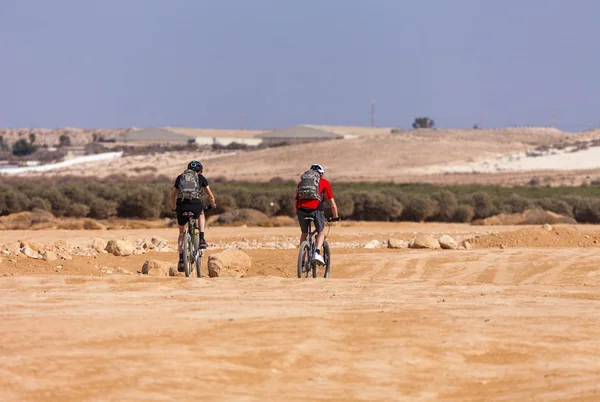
[171,204,217,213]
[327,217,341,222]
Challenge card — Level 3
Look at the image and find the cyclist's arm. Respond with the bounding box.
[329,197,339,219]
[205,185,216,206]
[170,188,178,210]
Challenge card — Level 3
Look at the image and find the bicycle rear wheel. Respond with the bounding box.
[297,241,311,278]
[183,233,192,277]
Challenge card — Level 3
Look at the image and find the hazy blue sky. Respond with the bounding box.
[1,0,599,130]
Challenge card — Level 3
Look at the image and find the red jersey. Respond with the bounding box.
[295,177,333,211]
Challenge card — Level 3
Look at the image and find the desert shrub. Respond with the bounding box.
[471,192,497,219]
[28,196,53,212]
[501,193,534,214]
[352,192,403,221]
[535,198,573,217]
[94,182,124,202]
[37,187,71,217]
[274,192,296,217]
[68,203,91,218]
[89,198,118,219]
[0,188,29,215]
[450,204,474,222]
[401,195,437,222]
[334,193,355,218]
[231,189,255,209]
[571,198,600,223]
[269,177,286,184]
[252,195,278,215]
[431,191,457,221]
[117,186,162,219]
[62,183,94,205]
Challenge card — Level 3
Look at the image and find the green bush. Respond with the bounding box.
[28,196,53,212]
[0,188,29,215]
[535,198,573,217]
[117,186,162,219]
[38,187,71,217]
[431,191,457,221]
[401,195,437,222]
[571,198,600,223]
[450,204,474,223]
[352,192,403,221]
[68,203,91,218]
[471,192,497,219]
[89,198,118,220]
[501,193,534,214]
[334,193,355,218]
[274,192,296,217]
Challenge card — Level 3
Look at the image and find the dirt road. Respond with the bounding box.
[2,223,600,401]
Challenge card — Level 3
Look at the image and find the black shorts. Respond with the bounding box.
[297,208,325,233]
[176,199,205,226]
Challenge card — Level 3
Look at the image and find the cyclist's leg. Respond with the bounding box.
[314,210,326,251]
[175,205,188,270]
[297,209,310,245]
[194,202,208,248]
[177,225,186,255]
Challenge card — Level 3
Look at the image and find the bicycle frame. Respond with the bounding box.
[186,215,203,262]
[298,217,332,278]
[305,218,332,262]
[181,210,207,278]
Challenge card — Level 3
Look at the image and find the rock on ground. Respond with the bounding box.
[388,238,409,249]
[105,239,134,257]
[91,238,107,253]
[141,260,171,277]
[410,235,440,249]
[21,246,40,259]
[460,240,473,250]
[41,251,58,262]
[364,240,381,249]
[438,235,459,250]
[208,249,251,278]
[168,265,184,277]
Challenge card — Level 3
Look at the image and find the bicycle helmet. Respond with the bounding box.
[309,163,325,176]
[187,160,203,172]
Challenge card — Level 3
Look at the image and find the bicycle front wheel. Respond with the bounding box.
[183,233,192,277]
[194,234,202,278]
[322,241,331,278]
[297,241,311,278]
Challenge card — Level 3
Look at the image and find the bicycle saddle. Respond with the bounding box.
[182,211,195,216]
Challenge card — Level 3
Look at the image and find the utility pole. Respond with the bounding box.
[370,100,375,128]
[552,105,557,128]
[240,114,244,130]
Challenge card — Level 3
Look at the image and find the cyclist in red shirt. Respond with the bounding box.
[295,164,339,265]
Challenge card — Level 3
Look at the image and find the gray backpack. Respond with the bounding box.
[297,170,322,200]
[177,169,202,200]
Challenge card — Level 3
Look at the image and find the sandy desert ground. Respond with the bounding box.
[3,222,600,401]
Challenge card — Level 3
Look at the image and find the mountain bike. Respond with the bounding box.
[181,205,214,278]
[297,216,340,278]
